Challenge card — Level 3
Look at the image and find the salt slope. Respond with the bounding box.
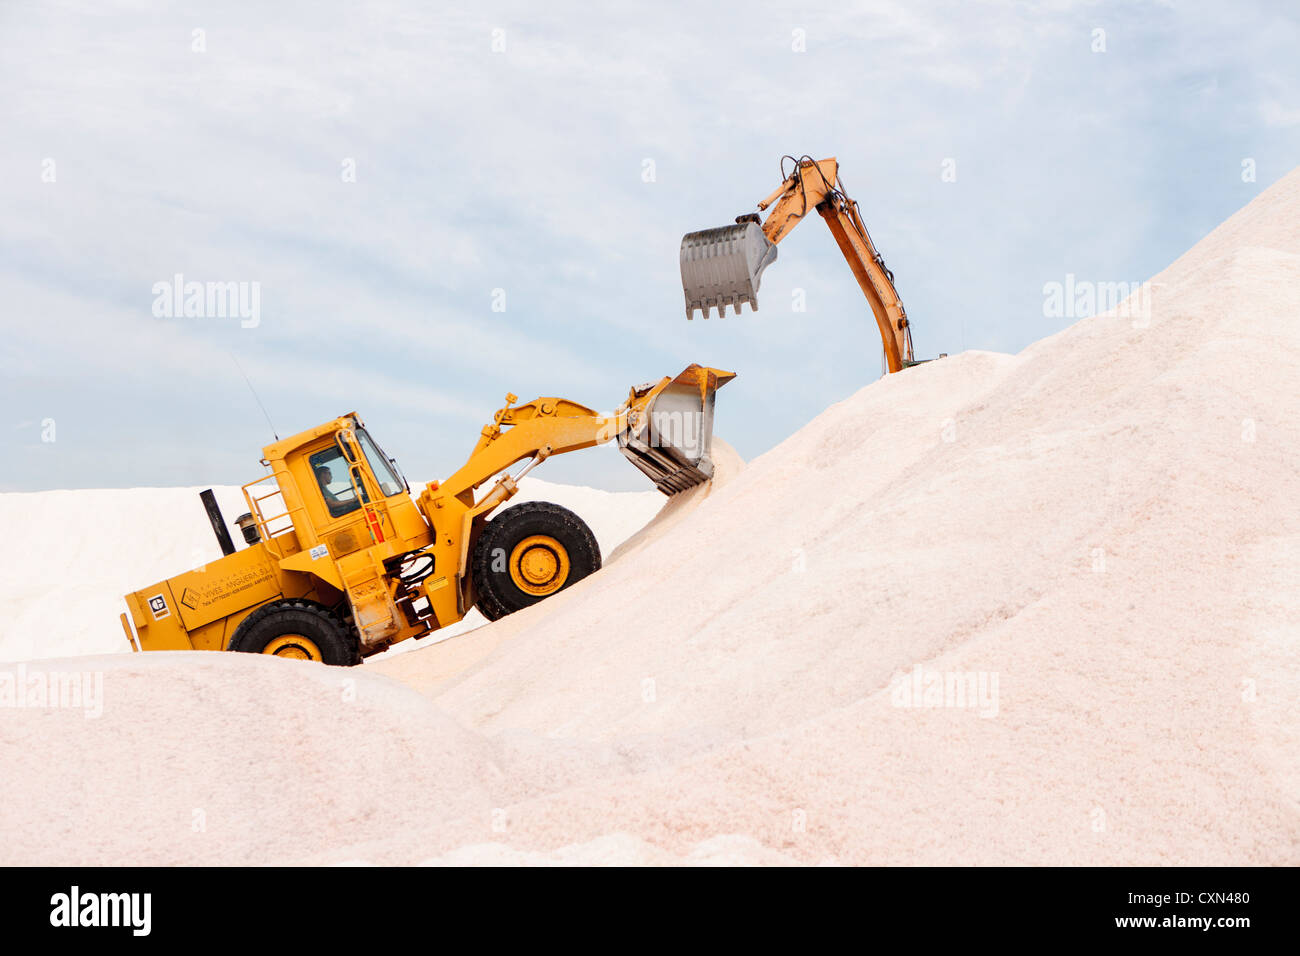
[0,477,661,663]
[390,352,1026,740]
[0,652,794,866]
[381,169,1300,864]
[0,652,497,866]
[371,438,745,692]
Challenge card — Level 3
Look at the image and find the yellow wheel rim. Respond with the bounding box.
[508,535,570,596]
[263,634,323,661]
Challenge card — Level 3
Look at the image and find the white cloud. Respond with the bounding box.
[1260,100,1300,128]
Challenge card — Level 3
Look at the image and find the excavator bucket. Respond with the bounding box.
[619,364,736,494]
[680,222,778,319]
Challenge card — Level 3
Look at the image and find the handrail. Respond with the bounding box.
[241,473,304,559]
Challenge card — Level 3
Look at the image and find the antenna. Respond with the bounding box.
[229,352,279,441]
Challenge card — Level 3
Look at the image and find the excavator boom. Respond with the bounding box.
[680,155,915,372]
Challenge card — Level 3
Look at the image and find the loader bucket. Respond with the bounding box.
[618,364,736,494]
[680,222,777,319]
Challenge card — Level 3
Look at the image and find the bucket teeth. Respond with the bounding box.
[680,222,778,320]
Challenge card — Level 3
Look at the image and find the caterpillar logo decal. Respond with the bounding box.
[147,593,170,621]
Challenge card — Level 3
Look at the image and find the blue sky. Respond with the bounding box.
[2,0,1298,492]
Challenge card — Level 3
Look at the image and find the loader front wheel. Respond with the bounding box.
[228,599,360,666]
[472,501,601,622]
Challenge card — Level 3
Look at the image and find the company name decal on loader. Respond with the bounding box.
[178,566,276,612]
[309,544,329,560]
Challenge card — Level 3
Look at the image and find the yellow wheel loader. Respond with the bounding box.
[120,364,733,665]
[680,154,924,373]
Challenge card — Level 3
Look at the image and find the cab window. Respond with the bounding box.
[356,428,405,497]
[308,447,368,518]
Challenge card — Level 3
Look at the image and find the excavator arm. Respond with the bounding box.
[680,155,916,372]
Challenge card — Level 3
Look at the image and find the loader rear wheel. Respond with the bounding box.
[472,501,601,622]
[228,599,360,666]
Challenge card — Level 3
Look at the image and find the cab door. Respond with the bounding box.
[299,432,389,560]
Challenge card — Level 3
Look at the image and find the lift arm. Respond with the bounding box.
[434,364,736,504]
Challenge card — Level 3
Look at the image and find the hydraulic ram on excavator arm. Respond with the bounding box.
[680,155,916,373]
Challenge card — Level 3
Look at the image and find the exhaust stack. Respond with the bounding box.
[200,488,237,557]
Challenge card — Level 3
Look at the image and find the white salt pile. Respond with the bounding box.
[2,169,1298,865]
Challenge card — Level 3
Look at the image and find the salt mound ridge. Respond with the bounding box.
[3,169,1298,865]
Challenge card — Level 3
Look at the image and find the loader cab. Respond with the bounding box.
[307,430,405,520]
[253,415,431,563]
[302,424,400,523]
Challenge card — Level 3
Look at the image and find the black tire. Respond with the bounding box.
[471,501,601,622]
[228,599,360,666]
